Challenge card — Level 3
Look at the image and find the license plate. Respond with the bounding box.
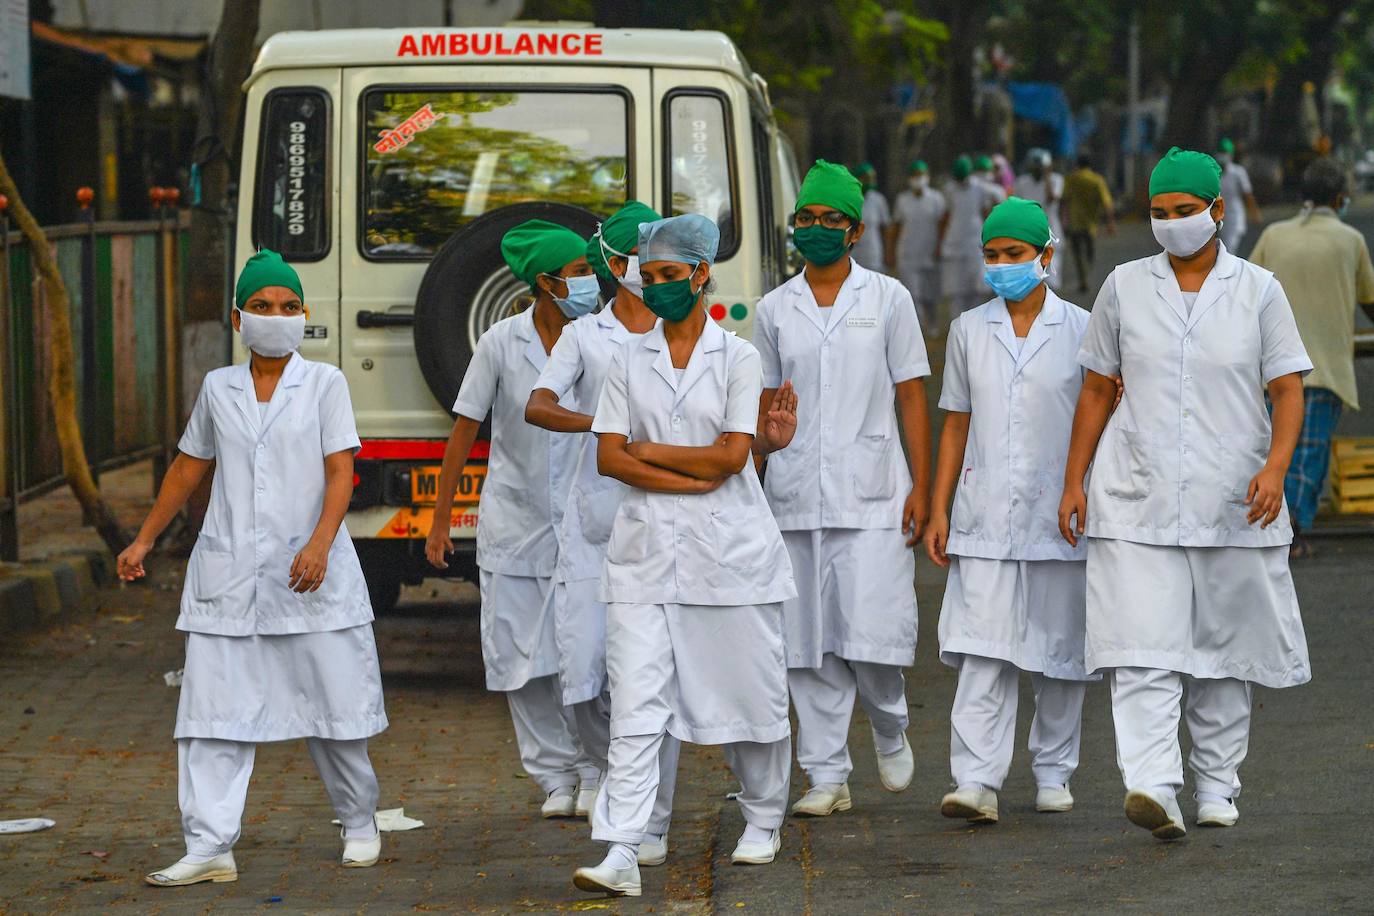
[411,464,486,505]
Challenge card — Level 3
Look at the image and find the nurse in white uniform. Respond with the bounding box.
[1060,147,1311,840]
[1012,149,1065,288]
[850,161,893,273]
[925,198,1093,825]
[118,250,386,887]
[1216,138,1261,254]
[892,159,948,333]
[753,159,929,818]
[425,220,600,819]
[573,214,796,898]
[525,200,682,867]
[941,155,1005,319]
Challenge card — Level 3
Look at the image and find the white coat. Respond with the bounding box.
[852,188,892,271]
[1077,246,1312,548]
[1220,161,1254,249]
[893,187,947,271]
[942,178,1005,295]
[452,308,579,577]
[176,353,371,636]
[940,291,1089,561]
[752,261,931,531]
[592,318,796,607]
[534,307,640,583]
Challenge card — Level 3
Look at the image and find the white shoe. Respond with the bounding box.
[791,782,852,817]
[730,828,781,865]
[940,784,999,824]
[144,852,238,887]
[1035,784,1074,813]
[541,787,578,819]
[1196,795,1239,828]
[341,826,381,868]
[573,859,642,897]
[875,731,914,792]
[1124,788,1187,840]
[575,784,597,819]
[638,833,669,866]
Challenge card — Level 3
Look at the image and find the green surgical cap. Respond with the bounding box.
[501,219,588,291]
[235,249,302,308]
[795,159,864,221]
[952,155,973,180]
[909,159,928,173]
[1148,146,1222,203]
[1217,137,1235,154]
[587,200,661,281]
[981,196,1052,247]
[855,161,876,177]
[974,155,994,171]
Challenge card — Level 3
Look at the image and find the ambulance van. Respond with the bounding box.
[236,25,802,611]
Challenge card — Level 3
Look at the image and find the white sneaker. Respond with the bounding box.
[341,826,381,868]
[730,828,781,865]
[573,859,642,897]
[575,784,597,819]
[791,782,853,817]
[144,852,238,887]
[638,833,669,866]
[541,787,578,819]
[1035,784,1074,813]
[940,784,999,824]
[1196,795,1240,828]
[874,730,914,792]
[1124,788,1187,840]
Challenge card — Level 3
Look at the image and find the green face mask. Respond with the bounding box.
[793,224,852,266]
[642,265,702,323]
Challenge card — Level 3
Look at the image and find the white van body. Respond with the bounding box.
[235,26,800,609]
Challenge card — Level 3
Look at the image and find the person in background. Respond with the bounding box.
[851,162,893,273]
[893,159,948,334]
[991,153,1017,195]
[1249,157,1374,557]
[1217,138,1262,254]
[1062,154,1117,294]
[1013,149,1066,289]
[941,155,1006,318]
[975,155,1007,198]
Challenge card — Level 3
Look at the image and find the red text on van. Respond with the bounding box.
[396,32,604,58]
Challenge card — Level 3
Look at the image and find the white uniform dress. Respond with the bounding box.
[1077,246,1312,799]
[173,353,384,856]
[937,292,1094,791]
[589,318,796,844]
[453,308,596,794]
[753,261,928,787]
[1011,172,1066,288]
[533,306,681,837]
[1219,161,1254,253]
[852,188,892,273]
[893,186,948,331]
[943,178,1006,318]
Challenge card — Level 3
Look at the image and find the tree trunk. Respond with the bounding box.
[0,149,130,555]
[1259,0,1356,155]
[933,0,986,167]
[185,0,261,323]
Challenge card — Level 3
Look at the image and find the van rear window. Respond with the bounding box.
[361,88,630,259]
[253,89,331,260]
[664,90,738,260]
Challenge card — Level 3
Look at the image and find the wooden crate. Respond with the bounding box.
[1331,438,1374,513]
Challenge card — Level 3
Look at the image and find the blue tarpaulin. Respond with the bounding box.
[1005,81,1077,158]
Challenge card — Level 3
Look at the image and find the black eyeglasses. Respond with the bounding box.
[793,210,852,229]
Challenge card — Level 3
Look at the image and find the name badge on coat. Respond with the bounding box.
[847,316,878,328]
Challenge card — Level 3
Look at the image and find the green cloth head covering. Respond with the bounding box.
[588,200,662,281]
[1217,137,1235,154]
[981,196,1052,247]
[235,249,303,308]
[855,161,876,177]
[795,159,864,221]
[909,159,928,174]
[1148,146,1222,203]
[952,155,973,180]
[974,154,994,171]
[501,219,588,291]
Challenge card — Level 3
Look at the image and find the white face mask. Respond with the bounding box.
[908,175,929,191]
[236,309,305,357]
[618,255,644,299]
[1151,206,1219,258]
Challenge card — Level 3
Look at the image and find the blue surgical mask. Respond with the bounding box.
[984,255,1048,302]
[550,273,600,318]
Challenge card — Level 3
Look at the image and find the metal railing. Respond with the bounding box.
[0,192,188,560]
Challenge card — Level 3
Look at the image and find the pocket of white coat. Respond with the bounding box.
[1223,434,1271,505]
[951,469,983,536]
[1101,430,1151,502]
[190,534,234,601]
[606,504,650,565]
[851,435,896,500]
[711,508,771,570]
[576,481,622,547]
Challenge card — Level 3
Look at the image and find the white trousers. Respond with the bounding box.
[571,690,683,835]
[949,655,1086,790]
[1109,667,1251,799]
[178,736,378,858]
[505,674,600,793]
[789,652,909,785]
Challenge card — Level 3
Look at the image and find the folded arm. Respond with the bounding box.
[598,433,725,493]
[626,432,754,481]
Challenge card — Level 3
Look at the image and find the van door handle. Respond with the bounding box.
[356,310,415,328]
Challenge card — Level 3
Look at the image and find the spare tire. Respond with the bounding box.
[413,202,604,411]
